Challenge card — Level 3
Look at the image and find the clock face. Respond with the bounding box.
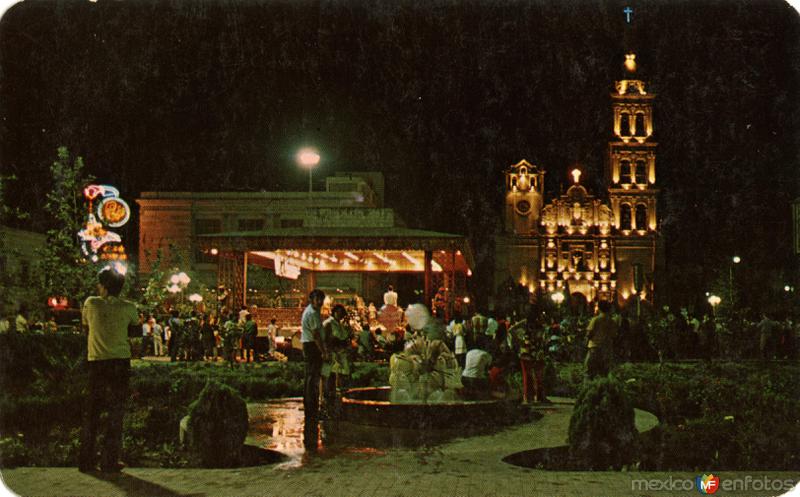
[97,197,131,227]
[516,200,531,215]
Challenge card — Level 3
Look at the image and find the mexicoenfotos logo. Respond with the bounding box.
[696,474,720,494]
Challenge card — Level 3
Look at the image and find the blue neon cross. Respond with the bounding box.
[624,6,633,23]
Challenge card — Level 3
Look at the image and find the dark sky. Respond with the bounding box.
[1,0,798,304]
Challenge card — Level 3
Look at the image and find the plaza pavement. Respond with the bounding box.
[1,399,797,497]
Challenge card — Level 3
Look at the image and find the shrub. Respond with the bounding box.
[186,381,248,468]
[568,376,639,470]
[0,434,28,468]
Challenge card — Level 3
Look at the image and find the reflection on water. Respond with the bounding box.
[248,398,309,468]
[248,398,529,468]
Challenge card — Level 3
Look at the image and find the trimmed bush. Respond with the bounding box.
[568,376,639,470]
[186,381,249,468]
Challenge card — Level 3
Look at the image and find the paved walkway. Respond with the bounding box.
[1,401,796,497]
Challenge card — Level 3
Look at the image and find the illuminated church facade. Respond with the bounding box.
[495,55,662,307]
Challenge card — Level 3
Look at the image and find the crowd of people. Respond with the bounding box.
[0,304,61,334]
[135,307,284,366]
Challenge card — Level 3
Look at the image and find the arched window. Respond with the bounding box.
[635,160,647,184]
[619,113,631,137]
[634,113,646,137]
[620,204,632,230]
[620,160,631,184]
[635,204,648,230]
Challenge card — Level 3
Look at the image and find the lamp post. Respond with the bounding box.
[708,295,721,316]
[551,291,565,319]
[296,148,320,212]
[729,256,741,307]
[168,271,191,307]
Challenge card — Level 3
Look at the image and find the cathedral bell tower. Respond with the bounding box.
[606,53,659,302]
[607,53,658,233]
[504,159,545,235]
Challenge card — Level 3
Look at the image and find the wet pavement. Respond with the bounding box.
[3,399,794,497]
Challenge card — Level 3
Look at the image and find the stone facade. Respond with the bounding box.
[495,55,662,307]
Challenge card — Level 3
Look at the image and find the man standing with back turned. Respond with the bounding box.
[301,289,327,451]
[78,267,139,473]
[585,300,618,379]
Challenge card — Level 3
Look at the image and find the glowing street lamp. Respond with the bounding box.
[188,293,203,303]
[296,148,320,210]
[551,291,565,305]
[708,295,721,316]
[168,271,191,305]
[729,256,741,305]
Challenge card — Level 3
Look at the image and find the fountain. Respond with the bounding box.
[340,304,512,428]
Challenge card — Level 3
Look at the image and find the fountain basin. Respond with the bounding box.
[341,386,513,428]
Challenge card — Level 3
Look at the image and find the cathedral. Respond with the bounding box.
[495,54,663,308]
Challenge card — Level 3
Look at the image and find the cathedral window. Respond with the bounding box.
[634,113,646,137]
[619,113,631,137]
[620,160,631,184]
[635,204,648,230]
[635,160,647,184]
[620,204,632,230]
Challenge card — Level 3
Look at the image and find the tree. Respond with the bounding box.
[0,174,31,315]
[36,147,97,307]
[141,248,168,316]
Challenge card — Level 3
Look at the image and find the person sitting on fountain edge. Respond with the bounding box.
[461,337,492,400]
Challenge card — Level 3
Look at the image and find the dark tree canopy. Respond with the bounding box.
[1,0,798,306]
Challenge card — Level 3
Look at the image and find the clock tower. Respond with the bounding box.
[504,159,545,235]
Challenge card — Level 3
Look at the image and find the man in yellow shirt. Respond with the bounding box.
[585,300,618,379]
[78,267,139,473]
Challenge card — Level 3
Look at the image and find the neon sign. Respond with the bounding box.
[78,184,130,262]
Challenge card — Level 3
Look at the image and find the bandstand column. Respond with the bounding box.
[424,250,432,308]
[307,271,317,293]
[218,251,245,312]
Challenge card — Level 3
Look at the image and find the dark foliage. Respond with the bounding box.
[0,333,388,467]
[554,360,800,470]
[186,381,249,468]
[567,376,639,470]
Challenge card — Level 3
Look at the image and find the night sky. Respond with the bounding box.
[1,0,798,306]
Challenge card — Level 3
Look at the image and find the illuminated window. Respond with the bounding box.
[620,204,632,230]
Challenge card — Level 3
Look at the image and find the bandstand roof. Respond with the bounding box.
[196,227,475,272]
